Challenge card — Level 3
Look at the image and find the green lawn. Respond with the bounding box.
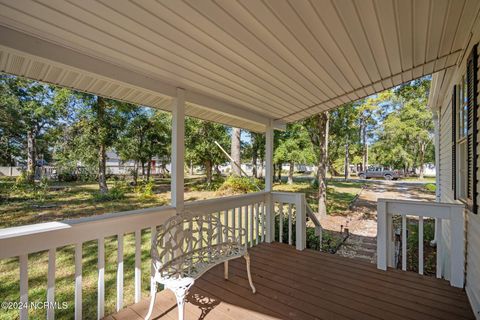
[0,176,363,319]
[273,179,363,215]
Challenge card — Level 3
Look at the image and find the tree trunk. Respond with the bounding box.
[288,161,294,185]
[317,112,329,219]
[205,160,213,184]
[141,162,145,177]
[189,160,194,175]
[259,157,264,178]
[277,163,282,182]
[26,128,36,183]
[132,160,138,186]
[361,120,368,171]
[252,151,258,178]
[231,127,241,176]
[419,142,425,179]
[96,97,108,194]
[344,142,350,180]
[146,160,152,181]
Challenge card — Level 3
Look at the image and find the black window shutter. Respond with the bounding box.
[452,85,457,200]
[466,44,478,214]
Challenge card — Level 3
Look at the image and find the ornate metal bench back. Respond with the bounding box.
[151,211,246,280]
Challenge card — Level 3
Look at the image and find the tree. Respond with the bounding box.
[53,94,133,192]
[0,75,69,181]
[370,78,433,177]
[274,122,315,184]
[116,109,171,183]
[185,118,229,183]
[303,112,329,219]
[231,127,241,176]
[329,103,360,179]
[250,132,265,178]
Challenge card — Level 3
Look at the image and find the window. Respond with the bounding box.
[456,82,468,200]
[453,44,478,213]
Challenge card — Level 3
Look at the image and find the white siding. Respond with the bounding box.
[436,38,480,318]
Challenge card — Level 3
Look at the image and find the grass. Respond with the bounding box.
[0,176,363,319]
[401,176,436,182]
[273,179,363,215]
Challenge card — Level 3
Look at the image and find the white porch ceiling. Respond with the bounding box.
[0,0,479,131]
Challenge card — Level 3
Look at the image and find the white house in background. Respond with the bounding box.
[0,1,479,319]
[105,151,171,175]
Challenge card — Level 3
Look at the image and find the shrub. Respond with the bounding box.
[217,176,261,195]
[93,181,127,202]
[425,183,436,193]
[134,180,156,199]
[57,172,78,182]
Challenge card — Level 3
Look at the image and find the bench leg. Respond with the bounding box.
[224,261,229,280]
[244,252,256,293]
[173,283,193,320]
[145,283,157,320]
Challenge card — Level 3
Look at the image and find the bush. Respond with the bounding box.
[134,180,156,199]
[93,181,127,202]
[425,183,436,193]
[57,172,78,182]
[217,176,262,195]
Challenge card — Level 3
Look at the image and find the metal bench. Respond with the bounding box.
[145,211,256,320]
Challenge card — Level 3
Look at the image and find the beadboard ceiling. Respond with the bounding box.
[0,0,479,131]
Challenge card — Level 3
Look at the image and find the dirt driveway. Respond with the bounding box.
[321,180,436,262]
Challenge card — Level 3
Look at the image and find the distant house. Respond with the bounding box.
[105,151,171,175]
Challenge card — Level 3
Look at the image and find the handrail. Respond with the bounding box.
[306,204,323,251]
[0,192,269,320]
[376,198,465,288]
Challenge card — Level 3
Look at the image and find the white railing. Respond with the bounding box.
[0,191,269,320]
[271,192,321,251]
[376,198,465,288]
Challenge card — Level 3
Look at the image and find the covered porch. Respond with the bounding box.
[0,0,479,319]
[110,243,474,320]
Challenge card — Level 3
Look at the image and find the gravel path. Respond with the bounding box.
[321,181,435,263]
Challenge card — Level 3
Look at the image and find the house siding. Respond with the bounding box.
[437,40,480,318]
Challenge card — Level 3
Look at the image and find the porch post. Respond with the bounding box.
[265,120,275,242]
[433,112,440,244]
[171,88,185,212]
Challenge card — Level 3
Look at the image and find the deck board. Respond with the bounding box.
[108,242,474,320]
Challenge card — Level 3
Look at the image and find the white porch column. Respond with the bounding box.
[433,112,441,244]
[171,88,185,211]
[265,120,275,242]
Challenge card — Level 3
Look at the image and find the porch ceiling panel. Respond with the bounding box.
[0,0,479,126]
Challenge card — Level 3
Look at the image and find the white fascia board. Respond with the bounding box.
[0,25,276,129]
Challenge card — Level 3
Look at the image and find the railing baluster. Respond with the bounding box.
[237,207,242,245]
[418,217,424,275]
[279,203,284,243]
[217,211,222,244]
[134,230,141,303]
[244,205,249,246]
[232,208,236,240]
[402,215,407,271]
[436,218,443,278]
[288,204,293,245]
[19,254,28,320]
[74,243,82,320]
[116,234,124,311]
[150,227,156,309]
[47,248,56,320]
[249,204,254,247]
[97,238,105,319]
[208,214,212,260]
[261,202,266,242]
[255,203,260,245]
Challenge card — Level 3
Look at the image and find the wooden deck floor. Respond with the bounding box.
[107,242,474,320]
